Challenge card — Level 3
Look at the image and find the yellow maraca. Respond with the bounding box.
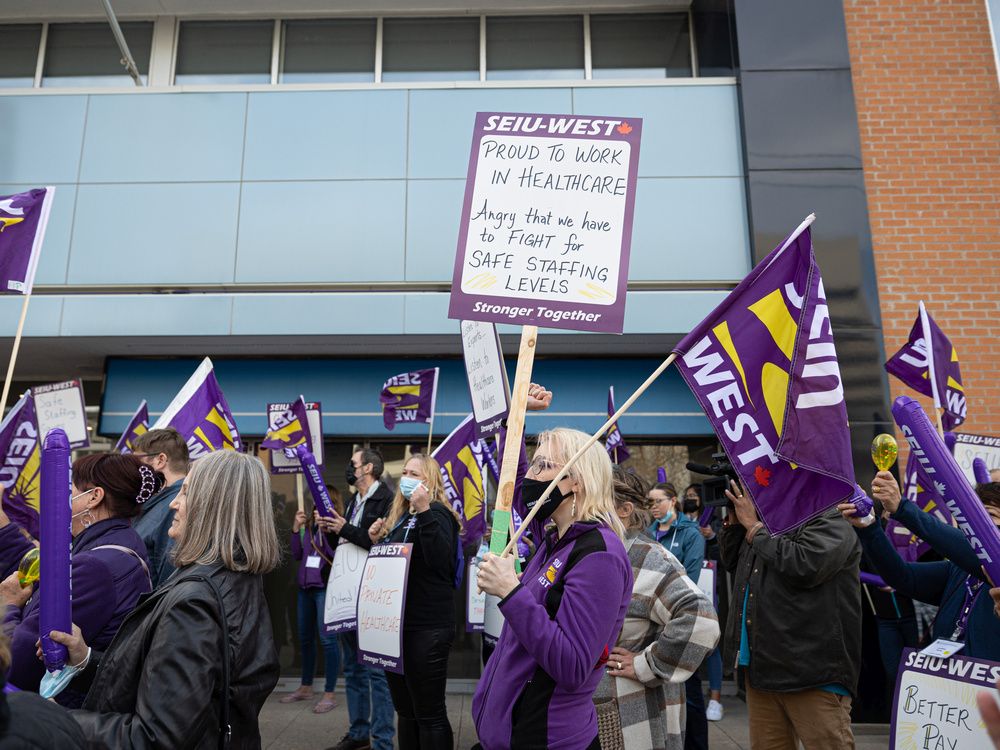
[871,433,898,472]
[17,546,39,587]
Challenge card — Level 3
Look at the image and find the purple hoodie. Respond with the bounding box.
[472,521,632,750]
[290,526,335,589]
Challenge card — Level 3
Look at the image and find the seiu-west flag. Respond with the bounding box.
[151,358,242,459]
[884,305,966,430]
[261,396,312,455]
[673,220,855,535]
[0,188,54,295]
[605,385,630,463]
[379,368,439,430]
[886,451,952,562]
[0,393,40,537]
[115,400,149,454]
[433,414,488,544]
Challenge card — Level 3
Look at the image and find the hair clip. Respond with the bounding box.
[136,464,158,504]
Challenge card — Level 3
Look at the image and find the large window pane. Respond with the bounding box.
[0,25,41,88]
[591,13,691,79]
[175,20,272,85]
[382,18,478,82]
[42,22,152,87]
[281,19,376,83]
[693,8,738,76]
[486,16,584,80]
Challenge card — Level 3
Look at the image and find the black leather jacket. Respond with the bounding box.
[71,563,279,749]
[327,480,395,551]
[720,508,862,697]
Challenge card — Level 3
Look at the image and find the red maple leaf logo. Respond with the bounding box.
[754,465,772,487]
[616,122,632,135]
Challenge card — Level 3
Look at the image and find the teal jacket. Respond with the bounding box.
[646,514,705,581]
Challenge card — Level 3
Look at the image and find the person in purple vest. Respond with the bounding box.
[280,500,341,714]
[0,453,157,708]
[473,427,633,750]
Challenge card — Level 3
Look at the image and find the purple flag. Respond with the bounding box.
[604,385,630,463]
[885,450,952,562]
[0,394,41,537]
[433,414,488,545]
[261,396,312,453]
[885,304,966,430]
[379,368,439,430]
[673,219,855,535]
[115,400,149,454]
[0,188,54,295]
[151,358,242,459]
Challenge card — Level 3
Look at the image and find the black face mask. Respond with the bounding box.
[345,463,358,486]
[521,478,569,522]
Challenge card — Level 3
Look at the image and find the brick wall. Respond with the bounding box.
[843,0,1000,451]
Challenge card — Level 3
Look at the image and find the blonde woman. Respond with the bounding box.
[47,450,281,749]
[473,428,633,750]
[367,453,462,750]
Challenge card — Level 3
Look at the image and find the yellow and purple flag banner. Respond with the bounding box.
[605,385,630,463]
[261,396,312,454]
[0,393,41,536]
[379,368,439,430]
[115,400,149,454]
[672,220,855,535]
[884,303,966,430]
[151,358,242,459]
[0,187,54,295]
[433,414,488,544]
[886,450,951,562]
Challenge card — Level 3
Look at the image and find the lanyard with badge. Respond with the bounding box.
[305,526,332,570]
[919,575,984,659]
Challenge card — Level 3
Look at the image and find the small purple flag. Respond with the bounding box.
[673,219,855,535]
[605,386,630,464]
[885,303,966,430]
[115,400,149,454]
[885,450,952,562]
[433,414,488,545]
[0,393,41,537]
[151,358,242,459]
[261,396,312,454]
[379,368,439,430]
[0,188,54,295]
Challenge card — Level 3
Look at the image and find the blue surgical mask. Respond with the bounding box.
[399,476,422,498]
[656,508,675,524]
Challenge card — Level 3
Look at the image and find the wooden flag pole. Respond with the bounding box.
[489,325,539,556]
[426,414,435,454]
[0,294,31,417]
[918,300,946,439]
[502,351,677,557]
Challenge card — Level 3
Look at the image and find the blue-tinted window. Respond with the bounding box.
[591,14,691,79]
[281,19,376,83]
[382,18,478,82]
[43,22,152,87]
[0,25,41,88]
[175,20,272,85]
[486,16,584,80]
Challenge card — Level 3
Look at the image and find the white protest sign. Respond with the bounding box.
[324,541,367,634]
[356,542,412,674]
[461,320,510,439]
[890,648,1000,749]
[696,560,717,606]
[268,401,324,474]
[483,593,504,647]
[953,433,1000,484]
[33,379,89,449]
[466,555,487,632]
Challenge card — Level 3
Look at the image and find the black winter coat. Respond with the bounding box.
[326,481,395,551]
[70,563,279,749]
[720,508,862,697]
[0,689,86,749]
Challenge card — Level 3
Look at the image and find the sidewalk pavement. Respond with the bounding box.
[260,682,890,749]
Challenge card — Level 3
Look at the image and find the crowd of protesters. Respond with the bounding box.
[2,413,1000,750]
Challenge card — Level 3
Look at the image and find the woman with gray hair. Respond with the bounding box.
[593,467,720,750]
[45,450,281,749]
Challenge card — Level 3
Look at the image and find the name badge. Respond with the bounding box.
[919,639,965,659]
[306,555,322,569]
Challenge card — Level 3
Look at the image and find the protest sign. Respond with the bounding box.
[33,380,89,450]
[953,432,1000,485]
[267,401,324,474]
[461,320,510,439]
[890,648,999,749]
[466,550,487,633]
[483,593,504,647]
[323,541,367,634]
[696,560,717,606]
[449,112,641,334]
[356,543,412,673]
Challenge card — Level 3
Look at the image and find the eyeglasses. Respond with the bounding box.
[132,453,161,460]
[528,457,564,475]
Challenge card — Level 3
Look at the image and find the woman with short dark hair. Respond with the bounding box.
[0,453,157,708]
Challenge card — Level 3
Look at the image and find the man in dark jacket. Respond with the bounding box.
[720,482,861,749]
[131,428,189,587]
[318,448,394,750]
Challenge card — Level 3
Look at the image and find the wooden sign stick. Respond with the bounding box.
[0,294,30,416]
[502,352,678,557]
[489,325,538,556]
